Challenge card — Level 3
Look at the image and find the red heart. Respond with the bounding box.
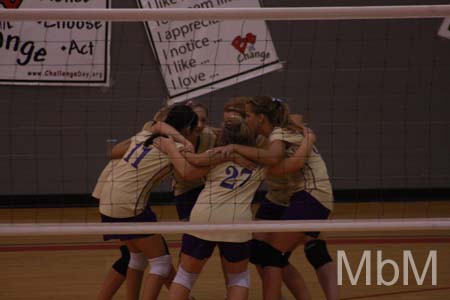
[232,36,248,54]
[231,35,248,53]
[0,0,23,9]
[246,33,256,44]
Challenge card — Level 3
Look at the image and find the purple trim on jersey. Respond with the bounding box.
[255,197,287,220]
[101,207,157,241]
[173,185,204,220]
[181,234,250,263]
[281,191,330,238]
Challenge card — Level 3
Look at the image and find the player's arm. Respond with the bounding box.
[153,137,210,181]
[182,150,223,167]
[183,149,257,170]
[110,139,131,159]
[214,140,285,166]
[268,130,316,175]
[146,121,194,152]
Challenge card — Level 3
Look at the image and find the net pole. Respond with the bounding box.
[0,5,450,22]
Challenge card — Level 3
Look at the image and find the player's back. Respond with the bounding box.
[190,162,265,242]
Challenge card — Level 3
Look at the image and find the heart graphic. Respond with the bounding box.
[232,36,248,54]
[0,0,23,9]
[232,33,257,54]
[246,33,256,45]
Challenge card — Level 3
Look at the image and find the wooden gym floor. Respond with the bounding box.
[0,201,449,300]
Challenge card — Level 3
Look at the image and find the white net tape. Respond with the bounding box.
[0,5,450,21]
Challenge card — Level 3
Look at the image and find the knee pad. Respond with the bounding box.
[172,265,199,291]
[227,270,250,288]
[128,252,148,271]
[249,239,264,266]
[148,254,172,278]
[259,241,290,268]
[112,245,130,276]
[304,239,332,270]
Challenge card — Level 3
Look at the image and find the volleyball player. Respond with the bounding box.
[216,96,338,300]
[264,128,338,300]
[173,102,217,221]
[92,159,130,300]
[98,105,200,300]
[212,96,310,300]
[154,117,265,300]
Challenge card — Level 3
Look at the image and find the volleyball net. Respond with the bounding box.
[0,3,449,235]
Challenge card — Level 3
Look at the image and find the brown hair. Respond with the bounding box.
[224,96,251,119]
[190,102,209,117]
[217,116,256,147]
[247,96,304,133]
[288,113,305,133]
[153,106,171,122]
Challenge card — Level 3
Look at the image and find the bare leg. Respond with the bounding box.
[126,268,144,300]
[303,236,339,300]
[168,253,207,300]
[97,268,126,300]
[262,266,283,300]
[262,232,306,300]
[120,242,144,300]
[125,235,174,300]
[282,264,311,300]
[316,262,339,300]
[221,258,249,300]
[254,231,311,300]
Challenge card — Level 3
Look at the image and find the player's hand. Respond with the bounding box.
[211,127,222,137]
[213,144,234,159]
[230,153,258,170]
[303,127,316,145]
[183,140,195,153]
[153,136,175,154]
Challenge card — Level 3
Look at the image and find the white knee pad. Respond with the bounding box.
[172,266,199,291]
[128,252,148,271]
[148,254,172,278]
[227,270,250,288]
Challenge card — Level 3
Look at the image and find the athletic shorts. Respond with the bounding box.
[255,197,287,220]
[181,234,250,263]
[281,191,331,238]
[101,207,157,241]
[173,185,203,221]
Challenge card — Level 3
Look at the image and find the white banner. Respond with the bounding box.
[0,0,110,86]
[438,17,450,39]
[138,0,283,104]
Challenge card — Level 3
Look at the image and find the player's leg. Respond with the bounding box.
[97,245,130,300]
[125,234,174,300]
[219,241,251,300]
[169,234,213,300]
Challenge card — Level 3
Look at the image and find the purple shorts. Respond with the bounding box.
[174,185,203,221]
[255,197,287,220]
[281,191,331,238]
[101,207,157,241]
[181,234,250,263]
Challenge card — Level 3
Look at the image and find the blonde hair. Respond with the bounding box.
[217,116,255,147]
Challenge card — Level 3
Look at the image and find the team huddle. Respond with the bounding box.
[93,96,339,300]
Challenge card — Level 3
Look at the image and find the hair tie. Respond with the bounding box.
[271,97,287,103]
